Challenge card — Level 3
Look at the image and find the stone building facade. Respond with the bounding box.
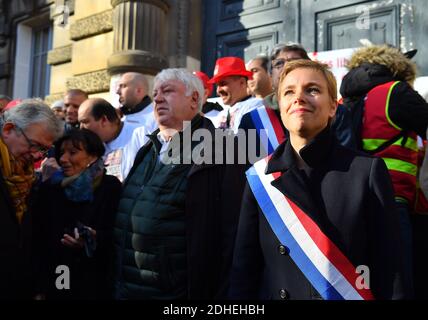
[0,0,426,105]
[0,0,202,105]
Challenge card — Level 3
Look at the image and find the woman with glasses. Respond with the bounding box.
[32,129,122,300]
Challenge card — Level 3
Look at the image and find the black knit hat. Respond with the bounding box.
[404,49,417,59]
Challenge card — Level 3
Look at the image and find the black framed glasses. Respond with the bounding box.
[271,57,304,71]
[272,59,286,70]
[15,126,50,156]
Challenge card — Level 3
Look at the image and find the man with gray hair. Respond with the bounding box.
[116,72,157,133]
[0,99,63,298]
[113,68,246,299]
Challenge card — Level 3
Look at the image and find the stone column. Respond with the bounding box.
[108,0,169,75]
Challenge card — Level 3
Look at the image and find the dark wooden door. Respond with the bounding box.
[300,0,426,74]
[202,0,427,75]
[202,0,300,76]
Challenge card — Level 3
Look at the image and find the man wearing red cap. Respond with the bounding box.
[208,57,263,132]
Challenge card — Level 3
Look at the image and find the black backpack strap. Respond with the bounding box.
[366,130,408,155]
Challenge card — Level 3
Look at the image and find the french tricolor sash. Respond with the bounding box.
[246,157,374,300]
[250,106,286,154]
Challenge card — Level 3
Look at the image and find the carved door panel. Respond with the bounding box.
[202,0,426,75]
[300,0,426,74]
[202,0,299,76]
[301,0,400,51]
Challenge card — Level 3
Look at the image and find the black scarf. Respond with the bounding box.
[120,95,152,115]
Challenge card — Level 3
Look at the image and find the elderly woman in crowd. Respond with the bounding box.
[229,60,411,300]
[32,129,121,300]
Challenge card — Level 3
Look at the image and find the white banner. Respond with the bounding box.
[309,48,357,100]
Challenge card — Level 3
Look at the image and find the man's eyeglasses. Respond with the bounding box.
[272,59,286,70]
[15,126,50,156]
[271,57,302,70]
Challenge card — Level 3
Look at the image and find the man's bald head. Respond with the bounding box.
[123,72,149,93]
[116,72,149,109]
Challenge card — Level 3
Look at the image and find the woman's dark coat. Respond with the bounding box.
[229,128,411,300]
[32,173,121,299]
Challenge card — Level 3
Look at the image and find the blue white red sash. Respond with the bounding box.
[246,157,374,300]
[250,106,286,154]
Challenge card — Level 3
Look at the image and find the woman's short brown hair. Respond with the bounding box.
[277,59,338,103]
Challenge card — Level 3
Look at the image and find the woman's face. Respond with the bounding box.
[278,67,337,140]
[59,140,97,177]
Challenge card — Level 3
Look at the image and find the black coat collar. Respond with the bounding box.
[202,101,223,114]
[266,125,334,174]
[120,95,152,115]
[263,126,340,239]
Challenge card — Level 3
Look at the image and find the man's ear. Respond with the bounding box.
[191,91,199,110]
[100,115,109,126]
[240,77,247,88]
[136,86,146,98]
[1,122,16,147]
[1,122,15,137]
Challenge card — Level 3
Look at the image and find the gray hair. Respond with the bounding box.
[154,68,205,111]
[270,42,310,61]
[1,99,64,140]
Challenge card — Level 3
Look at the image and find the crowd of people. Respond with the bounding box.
[1,42,428,300]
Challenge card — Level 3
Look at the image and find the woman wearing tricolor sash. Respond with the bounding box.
[229,60,411,300]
